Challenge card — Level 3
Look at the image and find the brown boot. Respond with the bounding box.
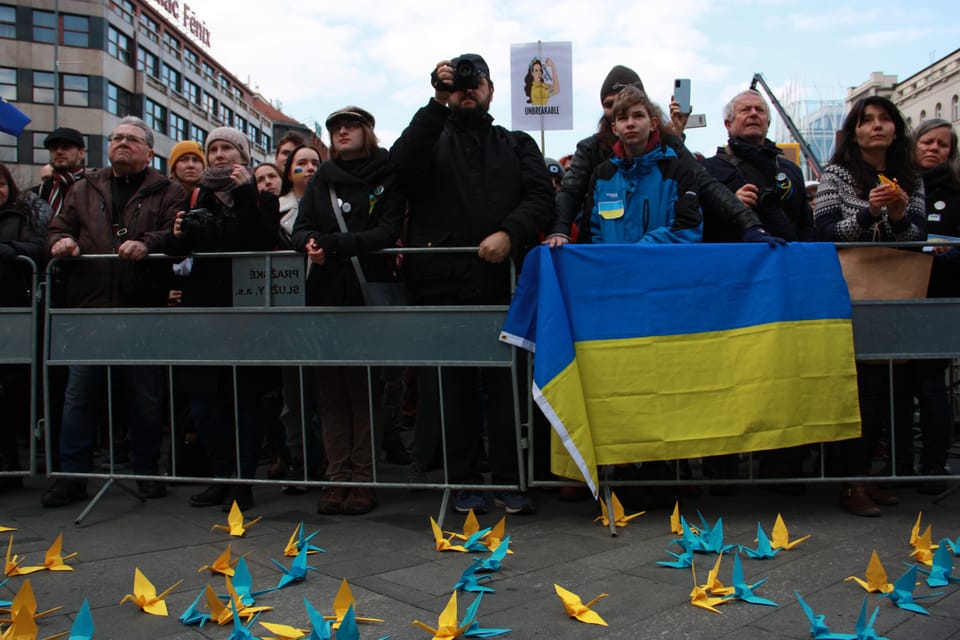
[343,487,377,515]
[317,486,346,515]
[839,482,880,517]
[865,483,899,506]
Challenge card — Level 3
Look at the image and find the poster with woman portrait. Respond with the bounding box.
[510,41,573,132]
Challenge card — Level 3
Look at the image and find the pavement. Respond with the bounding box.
[2,471,960,640]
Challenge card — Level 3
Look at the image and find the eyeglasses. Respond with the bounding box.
[108,133,148,145]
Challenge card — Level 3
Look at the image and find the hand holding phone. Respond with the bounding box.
[674,79,691,114]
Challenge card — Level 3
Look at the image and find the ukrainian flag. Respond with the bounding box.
[501,243,861,496]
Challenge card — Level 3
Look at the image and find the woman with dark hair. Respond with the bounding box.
[814,96,926,516]
[910,118,960,493]
[292,106,404,515]
[523,57,559,106]
[278,145,321,248]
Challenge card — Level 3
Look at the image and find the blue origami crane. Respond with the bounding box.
[270,542,318,590]
[916,541,960,588]
[729,553,778,606]
[68,597,95,640]
[475,537,510,573]
[461,593,510,638]
[304,596,334,640]
[657,548,694,569]
[795,591,858,640]
[671,514,735,555]
[0,577,9,607]
[179,588,211,627]
[740,523,782,560]
[880,564,942,614]
[227,598,262,640]
[334,603,391,640]
[453,561,495,593]
[284,521,325,557]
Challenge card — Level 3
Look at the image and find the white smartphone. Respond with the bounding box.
[686,113,707,128]
[674,79,691,114]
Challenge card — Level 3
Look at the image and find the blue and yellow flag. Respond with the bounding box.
[500,244,861,496]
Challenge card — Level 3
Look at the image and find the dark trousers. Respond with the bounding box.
[910,359,953,469]
[314,366,373,482]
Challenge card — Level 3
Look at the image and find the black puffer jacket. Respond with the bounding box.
[922,164,960,297]
[0,191,50,306]
[291,148,404,306]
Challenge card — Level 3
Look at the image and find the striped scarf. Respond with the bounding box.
[45,168,84,216]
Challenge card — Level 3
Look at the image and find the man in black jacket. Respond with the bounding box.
[391,53,553,515]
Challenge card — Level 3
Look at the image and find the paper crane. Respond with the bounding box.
[119,568,182,616]
[917,541,960,588]
[689,561,729,615]
[670,501,683,535]
[179,588,211,627]
[2,579,61,620]
[445,510,491,552]
[226,557,276,605]
[0,604,41,640]
[702,554,735,597]
[259,620,309,639]
[845,550,894,594]
[270,543,319,590]
[4,537,43,577]
[453,562,494,594]
[657,548,694,569]
[729,554,778,606]
[0,526,14,534]
[430,518,468,553]
[284,522,325,558]
[909,525,935,566]
[475,537,510,573]
[672,514,735,555]
[909,512,925,548]
[211,501,262,537]
[553,584,608,626]
[41,534,77,572]
[943,537,960,556]
[740,522,781,560]
[0,578,9,608]
[322,579,384,629]
[412,591,475,639]
[795,591,860,640]
[594,492,644,528]
[303,597,334,640]
[460,593,510,638]
[481,517,511,554]
[226,597,262,640]
[68,598,94,640]
[198,544,243,577]
[205,581,272,626]
[771,514,810,550]
[880,564,942,615]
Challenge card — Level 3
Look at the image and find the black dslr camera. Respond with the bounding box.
[179,207,221,245]
[432,56,484,92]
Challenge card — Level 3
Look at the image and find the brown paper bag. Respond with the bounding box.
[836,247,932,300]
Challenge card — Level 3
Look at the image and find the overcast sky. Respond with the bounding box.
[185,0,958,157]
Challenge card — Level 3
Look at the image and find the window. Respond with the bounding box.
[32,10,55,43]
[0,132,16,162]
[61,74,89,106]
[953,95,959,121]
[183,48,199,73]
[162,31,180,57]
[202,91,217,118]
[143,98,166,135]
[32,71,55,104]
[151,155,166,173]
[31,12,89,47]
[107,82,135,116]
[0,67,15,100]
[137,47,159,79]
[183,77,200,105]
[934,102,942,119]
[108,26,132,65]
[202,62,216,85]
[161,63,181,94]
[138,13,158,42]
[219,75,230,94]
[190,124,207,147]
[110,0,134,24]
[261,132,271,151]
[235,116,247,136]
[0,5,15,39]
[169,111,187,141]
[920,109,927,121]
[220,104,233,127]
[33,132,48,163]
[234,86,243,102]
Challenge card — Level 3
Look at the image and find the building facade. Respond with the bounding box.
[0,0,308,187]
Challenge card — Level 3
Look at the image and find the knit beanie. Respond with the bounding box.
[600,65,644,101]
[169,140,206,172]
[205,127,250,165]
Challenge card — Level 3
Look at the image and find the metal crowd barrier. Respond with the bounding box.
[42,249,523,525]
[0,255,39,481]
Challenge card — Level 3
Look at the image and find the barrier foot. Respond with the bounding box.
[437,488,451,530]
[73,478,145,526]
[932,481,959,505]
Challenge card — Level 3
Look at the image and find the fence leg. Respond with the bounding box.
[73,478,144,526]
[437,487,451,530]
[600,466,617,537]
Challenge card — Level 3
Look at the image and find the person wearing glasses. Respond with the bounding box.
[41,116,184,508]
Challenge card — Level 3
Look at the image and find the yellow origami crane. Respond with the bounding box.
[4,537,43,577]
[283,522,321,558]
[203,581,272,626]
[845,550,893,594]
[770,514,810,550]
[0,525,14,533]
[553,584,608,626]
[594,492,644,528]
[689,561,729,614]
[910,524,935,566]
[119,567,182,616]
[702,554,735,597]
[198,544,242,576]
[670,502,683,535]
[41,533,77,572]
[446,509,483,541]
[0,602,67,640]
[1,579,61,621]
[323,579,384,629]
[211,501,262,537]
[411,591,473,640]
[259,620,309,639]
[430,517,468,553]
[483,516,512,554]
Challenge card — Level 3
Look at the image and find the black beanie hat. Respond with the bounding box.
[600,65,643,102]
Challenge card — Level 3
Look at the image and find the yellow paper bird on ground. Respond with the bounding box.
[323,579,384,629]
[553,584,608,626]
[689,561,729,614]
[430,517,468,553]
[211,501,262,537]
[594,492,644,528]
[0,602,69,640]
[411,591,473,640]
[670,502,683,535]
[198,544,242,576]
[446,509,482,541]
[0,526,14,534]
[282,522,323,557]
[910,525,936,566]
[482,516,511,553]
[258,620,309,639]
[702,554,736,597]
[1,579,62,621]
[4,537,43,577]
[845,550,894,594]
[770,514,811,550]
[203,581,272,626]
[119,568,182,616]
[41,533,77,572]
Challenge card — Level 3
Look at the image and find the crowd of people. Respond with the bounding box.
[1,54,958,518]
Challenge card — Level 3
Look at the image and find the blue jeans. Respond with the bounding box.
[58,365,165,475]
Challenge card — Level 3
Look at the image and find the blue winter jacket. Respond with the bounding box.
[586,143,703,244]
